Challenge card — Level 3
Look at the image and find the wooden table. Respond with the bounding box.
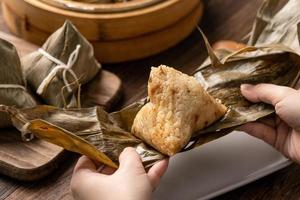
[1,0,300,199]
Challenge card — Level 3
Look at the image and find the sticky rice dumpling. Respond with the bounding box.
[0,39,36,128]
[132,66,227,156]
[22,21,101,108]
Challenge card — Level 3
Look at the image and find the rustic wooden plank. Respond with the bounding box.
[5,155,77,200]
[0,177,18,200]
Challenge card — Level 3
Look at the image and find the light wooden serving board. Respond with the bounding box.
[0,31,122,181]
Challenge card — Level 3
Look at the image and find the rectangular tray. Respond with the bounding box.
[154,131,291,200]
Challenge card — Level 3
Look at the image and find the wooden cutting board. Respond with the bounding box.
[0,31,122,181]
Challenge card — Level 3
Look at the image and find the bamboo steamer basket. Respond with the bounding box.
[2,0,203,63]
[39,0,166,13]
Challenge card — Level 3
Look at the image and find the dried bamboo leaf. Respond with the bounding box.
[193,44,300,135]
[28,119,118,168]
[197,27,222,67]
[0,104,165,168]
[248,0,300,52]
[188,1,300,146]
[248,0,280,45]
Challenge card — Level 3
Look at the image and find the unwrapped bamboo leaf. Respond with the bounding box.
[28,119,118,168]
[193,44,300,135]
[191,0,300,136]
[249,0,300,52]
[0,104,165,168]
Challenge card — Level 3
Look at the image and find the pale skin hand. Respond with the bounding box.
[240,83,300,163]
[71,147,169,200]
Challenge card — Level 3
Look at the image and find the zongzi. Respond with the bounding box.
[22,21,101,108]
[0,38,36,128]
[132,66,227,156]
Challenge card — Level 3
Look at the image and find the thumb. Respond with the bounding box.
[241,83,300,130]
[118,147,145,174]
[73,156,97,174]
[240,83,296,106]
[274,92,300,131]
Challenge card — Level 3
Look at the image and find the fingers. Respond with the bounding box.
[73,156,116,177]
[239,121,291,155]
[273,121,290,153]
[118,147,145,174]
[241,83,300,131]
[147,159,169,189]
[97,165,116,175]
[257,116,276,128]
[71,156,105,200]
[240,84,296,106]
[238,122,277,146]
[275,92,300,131]
[73,156,97,174]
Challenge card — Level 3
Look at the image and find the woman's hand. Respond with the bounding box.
[240,83,300,163]
[70,147,168,200]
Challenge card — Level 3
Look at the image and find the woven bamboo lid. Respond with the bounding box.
[40,0,164,13]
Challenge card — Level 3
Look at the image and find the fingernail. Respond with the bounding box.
[123,147,131,152]
[123,147,136,153]
[241,84,254,91]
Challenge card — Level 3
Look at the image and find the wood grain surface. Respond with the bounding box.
[2,0,300,199]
